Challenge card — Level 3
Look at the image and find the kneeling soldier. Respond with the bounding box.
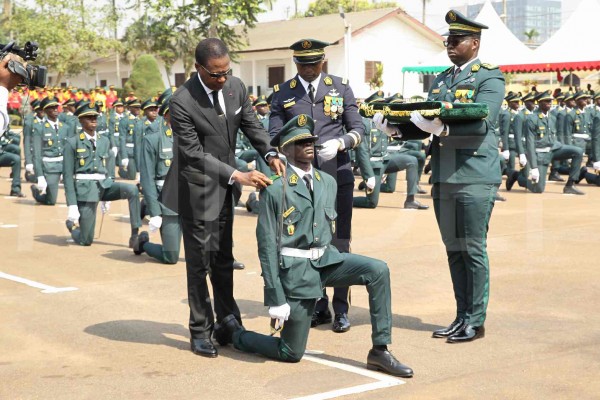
[219,115,413,378]
[63,102,142,246]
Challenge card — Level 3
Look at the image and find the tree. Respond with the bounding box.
[369,62,383,90]
[523,29,539,44]
[124,55,165,100]
[303,0,396,17]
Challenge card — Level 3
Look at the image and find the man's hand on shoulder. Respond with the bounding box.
[267,154,286,177]
[232,169,273,189]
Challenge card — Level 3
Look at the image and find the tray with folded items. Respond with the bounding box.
[359,101,489,124]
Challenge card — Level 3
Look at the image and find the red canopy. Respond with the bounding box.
[500,61,600,74]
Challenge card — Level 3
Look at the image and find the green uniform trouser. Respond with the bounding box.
[0,151,22,193]
[143,213,182,264]
[379,153,418,195]
[584,170,600,185]
[433,183,497,327]
[572,138,588,156]
[3,143,20,155]
[353,161,384,208]
[118,150,137,180]
[232,253,391,362]
[71,182,141,246]
[32,172,61,205]
[517,145,583,193]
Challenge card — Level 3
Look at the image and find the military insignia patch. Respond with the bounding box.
[48,139,53,146]
[165,159,171,167]
[289,174,298,185]
[302,40,311,49]
[324,76,333,86]
[80,133,85,140]
[77,148,86,153]
[432,89,441,94]
[331,221,336,234]
[79,159,85,166]
[471,64,481,72]
[166,129,172,137]
[284,101,296,109]
[45,123,50,128]
[274,84,280,92]
[290,79,297,89]
[539,114,544,119]
[448,11,456,21]
[341,78,348,85]
[298,114,307,126]
[287,225,295,235]
[283,206,296,218]
[481,63,498,70]
[315,171,321,181]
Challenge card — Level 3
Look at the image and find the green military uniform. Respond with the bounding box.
[516,91,584,193]
[118,98,143,180]
[500,93,525,176]
[232,114,394,364]
[108,98,126,170]
[565,91,593,156]
[136,99,182,263]
[63,103,142,246]
[23,101,43,183]
[31,97,70,205]
[0,129,23,196]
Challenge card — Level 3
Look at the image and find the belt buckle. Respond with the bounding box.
[311,248,319,260]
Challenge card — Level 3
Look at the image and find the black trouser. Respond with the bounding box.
[181,189,240,339]
[315,181,352,315]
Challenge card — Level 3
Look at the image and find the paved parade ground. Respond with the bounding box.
[1,169,599,400]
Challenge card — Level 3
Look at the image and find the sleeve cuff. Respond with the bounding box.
[264,150,278,162]
[343,130,362,149]
[228,171,236,185]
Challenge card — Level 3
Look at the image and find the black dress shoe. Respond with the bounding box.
[432,318,465,338]
[214,314,243,345]
[416,185,427,194]
[233,260,245,270]
[9,190,25,198]
[563,185,585,195]
[332,313,351,333]
[133,231,149,255]
[549,171,565,182]
[222,314,244,336]
[190,338,218,357]
[404,200,429,210]
[311,309,332,328]
[65,219,75,233]
[424,163,431,175]
[446,324,485,343]
[129,234,138,249]
[367,348,413,378]
[506,170,519,191]
[246,192,256,213]
[357,181,366,191]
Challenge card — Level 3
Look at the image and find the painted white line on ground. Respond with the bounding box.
[245,272,257,275]
[0,271,78,294]
[292,354,404,400]
[0,224,18,228]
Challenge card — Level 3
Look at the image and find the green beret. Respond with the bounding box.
[534,90,553,102]
[270,114,318,148]
[385,93,404,104]
[40,97,60,109]
[74,102,100,118]
[253,95,268,107]
[126,98,141,107]
[290,39,330,64]
[157,88,173,105]
[364,90,386,104]
[112,98,125,107]
[141,99,159,110]
[574,90,591,101]
[158,96,171,116]
[444,9,488,36]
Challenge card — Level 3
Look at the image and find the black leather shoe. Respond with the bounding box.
[246,192,256,213]
[233,260,245,270]
[404,200,429,210]
[446,324,485,343]
[190,338,218,358]
[357,181,366,191]
[133,231,149,255]
[9,190,25,198]
[311,309,332,328]
[214,314,243,345]
[432,318,465,338]
[30,184,39,198]
[65,219,75,233]
[367,348,413,378]
[563,185,585,195]
[129,234,138,249]
[416,185,427,194]
[506,170,519,191]
[332,313,351,333]
[424,163,431,175]
[549,171,565,182]
[494,193,506,202]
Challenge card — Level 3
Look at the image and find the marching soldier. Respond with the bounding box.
[508,91,585,195]
[501,93,527,189]
[220,114,413,378]
[565,91,593,159]
[31,97,70,204]
[23,99,44,183]
[63,102,142,247]
[269,39,365,333]
[134,98,182,263]
[118,98,143,180]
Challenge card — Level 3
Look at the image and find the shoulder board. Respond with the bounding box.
[314,171,321,181]
[273,84,280,92]
[443,66,454,75]
[481,63,499,70]
[341,77,348,85]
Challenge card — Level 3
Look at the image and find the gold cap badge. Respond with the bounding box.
[302,40,311,49]
[298,114,307,127]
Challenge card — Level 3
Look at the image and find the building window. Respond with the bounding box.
[364,61,382,83]
[268,66,285,88]
[175,73,186,88]
[422,74,435,92]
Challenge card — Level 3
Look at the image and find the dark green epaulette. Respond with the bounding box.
[481,63,499,70]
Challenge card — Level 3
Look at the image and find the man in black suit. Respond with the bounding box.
[161,38,285,358]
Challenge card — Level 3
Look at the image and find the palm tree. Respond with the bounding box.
[523,28,539,45]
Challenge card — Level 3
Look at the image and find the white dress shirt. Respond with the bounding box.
[198,73,226,115]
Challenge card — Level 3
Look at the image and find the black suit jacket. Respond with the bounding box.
[161,74,274,220]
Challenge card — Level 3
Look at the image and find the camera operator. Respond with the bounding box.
[0,55,24,136]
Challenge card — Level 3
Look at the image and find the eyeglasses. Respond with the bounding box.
[443,36,473,48]
[200,64,232,79]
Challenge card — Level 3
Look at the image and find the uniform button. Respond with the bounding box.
[312,104,315,107]
[473,151,477,155]
[313,223,317,227]
[439,143,444,147]
[315,237,319,242]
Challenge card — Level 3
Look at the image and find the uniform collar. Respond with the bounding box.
[288,162,314,188]
[297,74,321,95]
[453,57,478,74]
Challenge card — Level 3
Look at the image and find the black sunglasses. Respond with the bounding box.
[200,64,232,79]
[443,36,475,48]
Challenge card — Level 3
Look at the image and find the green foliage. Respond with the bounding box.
[369,62,383,90]
[124,55,166,100]
[304,0,396,17]
[523,29,539,43]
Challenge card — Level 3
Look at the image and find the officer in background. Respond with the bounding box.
[565,91,593,158]
[31,97,70,204]
[63,102,142,247]
[24,99,44,183]
[246,95,273,214]
[135,97,181,263]
[269,39,364,333]
[501,93,527,190]
[0,129,24,197]
[108,98,126,170]
[95,100,118,179]
[118,98,143,180]
[221,114,413,378]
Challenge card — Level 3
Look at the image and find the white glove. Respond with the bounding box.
[25,164,34,174]
[373,112,399,137]
[111,147,118,158]
[519,154,528,167]
[318,138,341,162]
[409,111,445,136]
[37,176,48,194]
[67,205,80,223]
[149,216,163,233]
[501,150,510,160]
[593,161,600,171]
[530,168,540,183]
[121,158,129,169]
[268,303,291,323]
[366,176,376,190]
[100,201,111,214]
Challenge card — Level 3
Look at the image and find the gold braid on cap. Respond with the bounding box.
[449,23,482,33]
[293,49,325,57]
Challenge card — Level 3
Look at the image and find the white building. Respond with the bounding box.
[50,7,444,98]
